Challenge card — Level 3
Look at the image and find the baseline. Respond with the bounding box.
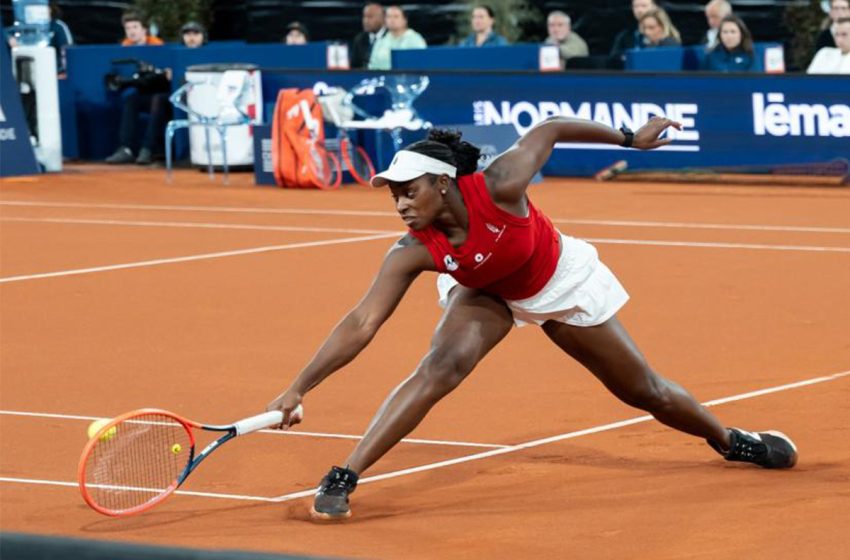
[2,200,848,234]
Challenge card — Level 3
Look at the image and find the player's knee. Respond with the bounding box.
[618,372,673,412]
[416,348,474,398]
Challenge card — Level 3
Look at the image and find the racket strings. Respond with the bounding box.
[83,413,192,513]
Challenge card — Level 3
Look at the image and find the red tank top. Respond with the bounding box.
[410,172,560,300]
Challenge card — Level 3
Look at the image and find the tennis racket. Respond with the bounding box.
[77,406,302,517]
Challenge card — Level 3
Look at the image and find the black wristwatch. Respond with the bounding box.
[619,126,634,148]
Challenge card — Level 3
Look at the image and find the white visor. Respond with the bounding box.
[370,150,457,187]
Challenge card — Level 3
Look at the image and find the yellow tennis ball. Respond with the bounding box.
[87,418,117,441]
[171,443,182,454]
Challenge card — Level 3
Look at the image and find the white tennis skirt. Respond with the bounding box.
[437,233,629,327]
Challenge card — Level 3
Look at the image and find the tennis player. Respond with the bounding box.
[267,116,797,520]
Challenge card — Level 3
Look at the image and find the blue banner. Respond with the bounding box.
[0,43,39,177]
[261,71,850,177]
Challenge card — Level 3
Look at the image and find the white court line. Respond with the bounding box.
[1,217,847,267]
[0,232,400,284]
[0,410,507,449]
[553,218,850,235]
[2,370,846,504]
[0,217,399,236]
[584,237,850,254]
[0,477,278,502]
[2,200,849,234]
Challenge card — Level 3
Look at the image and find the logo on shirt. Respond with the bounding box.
[485,222,501,234]
[443,255,459,271]
[474,253,485,263]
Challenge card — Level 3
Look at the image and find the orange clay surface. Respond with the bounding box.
[1,165,849,559]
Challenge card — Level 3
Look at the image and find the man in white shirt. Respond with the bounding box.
[704,0,732,49]
[808,18,850,74]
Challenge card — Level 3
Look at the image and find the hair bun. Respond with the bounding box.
[427,129,462,148]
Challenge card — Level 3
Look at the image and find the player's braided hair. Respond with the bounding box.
[404,129,481,177]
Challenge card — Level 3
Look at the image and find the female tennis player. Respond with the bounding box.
[267,116,797,520]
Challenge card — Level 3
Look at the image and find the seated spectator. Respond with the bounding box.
[368,5,426,70]
[105,12,169,165]
[703,0,732,49]
[285,21,309,45]
[808,17,850,74]
[815,0,850,52]
[610,0,657,59]
[180,21,206,48]
[120,12,163,46]
[544,10,589,68]
[459,5,508,47]
[703,15,755,72]
[639,8,681,47]
[351,3,386,69]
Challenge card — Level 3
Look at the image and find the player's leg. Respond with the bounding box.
[312,286,513,519]
[542,316,796,468]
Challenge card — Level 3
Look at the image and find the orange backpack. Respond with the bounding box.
[271,88,340,189]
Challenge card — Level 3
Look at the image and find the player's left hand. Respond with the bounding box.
[633,117,683,150]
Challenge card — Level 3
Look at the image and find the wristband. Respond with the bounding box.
[619,126,634,148]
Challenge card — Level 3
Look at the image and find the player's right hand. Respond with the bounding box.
[266,389,303,430]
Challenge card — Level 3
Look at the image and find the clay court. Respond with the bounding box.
[1,166,849,559]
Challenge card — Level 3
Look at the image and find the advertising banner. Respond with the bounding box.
[0,44,39,177]
[262,71,849,178]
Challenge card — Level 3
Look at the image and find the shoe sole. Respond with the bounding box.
[309,506,351,521]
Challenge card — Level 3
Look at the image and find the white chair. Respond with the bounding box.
[164,70,253,184]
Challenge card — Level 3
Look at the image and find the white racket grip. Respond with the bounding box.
[234,405,303,435]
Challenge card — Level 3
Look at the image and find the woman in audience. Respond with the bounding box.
[460,5,508,47]
[368,5,427,70]
[638,8,681,47]
[703,15,756,72]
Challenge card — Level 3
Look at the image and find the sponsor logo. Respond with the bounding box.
[753,92,850,138]
[0,102,17,141]
[485,222,501,234]
[443,255,459,271]
[472,99,700,143]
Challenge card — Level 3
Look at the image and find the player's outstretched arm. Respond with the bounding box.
[265,236,433,428]
[484,116,682,200]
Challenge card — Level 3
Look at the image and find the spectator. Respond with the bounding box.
[703,15,755,72]
[180,21,206,48]
[5,1,74,74]
[639,8,681,47]
[808,17,850,74]
[610,0,657,59]
[544,11,589,68]
[351,3,387,69]
[704,0,732,49]
[459,5,508,47]
[815,0,850,52]
[105,12,168,165]
[285,22,309,45]
[367,5,426,70]
[120,12,163,46]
